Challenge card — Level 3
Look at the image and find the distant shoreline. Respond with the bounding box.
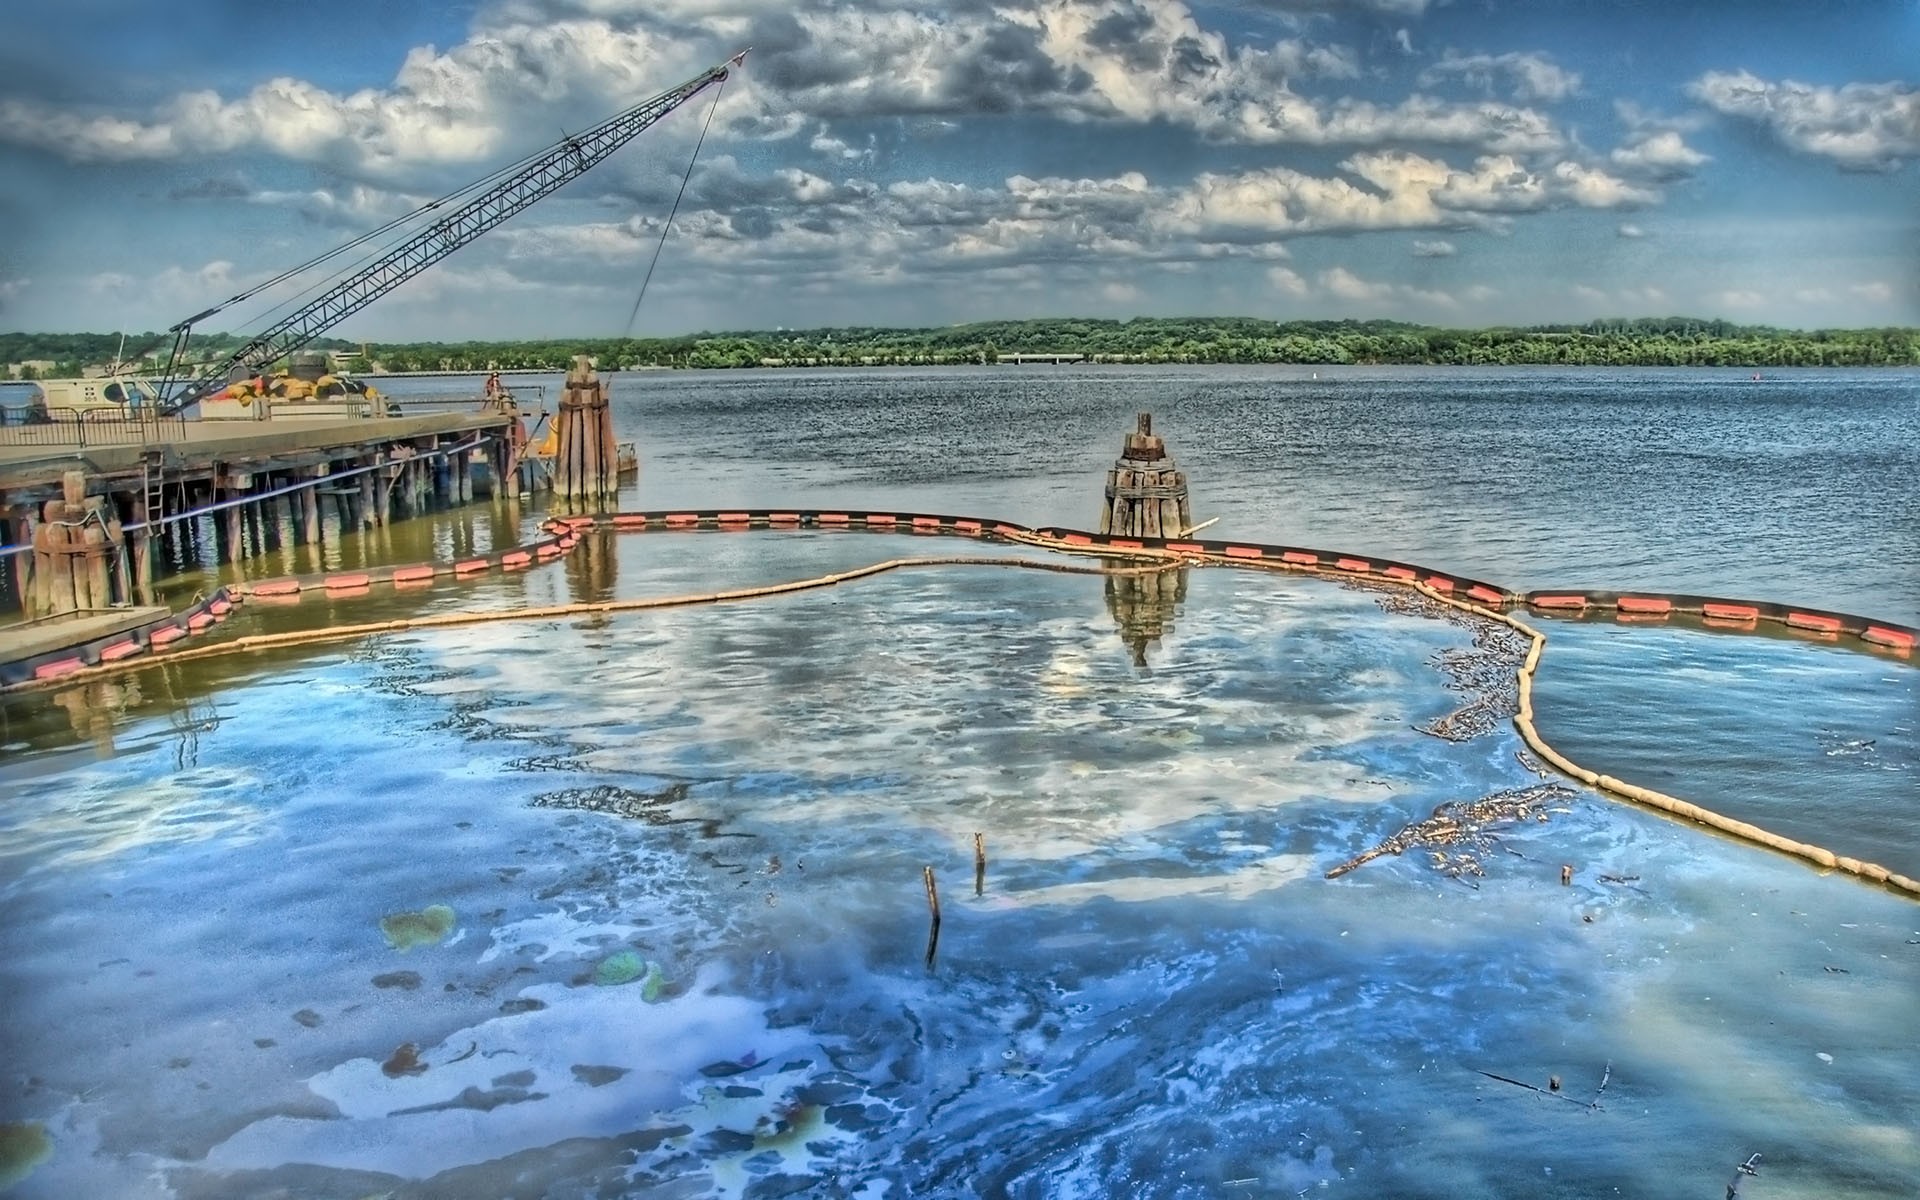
[6,317,1916,379]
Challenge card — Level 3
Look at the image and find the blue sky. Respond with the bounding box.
[1,0,1915,339]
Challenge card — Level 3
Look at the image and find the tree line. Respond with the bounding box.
[5,319,1916,377]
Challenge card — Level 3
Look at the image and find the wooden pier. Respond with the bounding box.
[0,407,514,618]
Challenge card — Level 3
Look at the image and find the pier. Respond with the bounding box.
[0,405,515,619]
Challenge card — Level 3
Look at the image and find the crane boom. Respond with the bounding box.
[155,52,744,415]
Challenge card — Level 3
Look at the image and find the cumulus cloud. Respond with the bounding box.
[0,0,1575,182]
[1266,265,1310,296]
[1320,265,1453,309]
[1609,130,1709,180]
[1421,51,1580,103]
[495,139,1661,300]
[1688,70,1920,171]
[1411,238,1454,256]
[1241,0,1430,13]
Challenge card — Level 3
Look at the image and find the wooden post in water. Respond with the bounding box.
[374,454,392,526]
[300,472,322,545]
[1099,413,1194,538]
[552,356,617,506]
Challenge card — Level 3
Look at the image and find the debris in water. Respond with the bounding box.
[572,1064,630,1087]
[380,905,456,951]
[532,782,691,823]
[1374,590,1527,741]
[372,970,422,991]
[291,1009,323,1028]
[592,951,668,998]
[0,1122,53,1189]
[382,1043,428,1078]
[594,950,647,986]
[1327,784,1577,879]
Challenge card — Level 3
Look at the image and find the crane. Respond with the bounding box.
[152,50,748,416]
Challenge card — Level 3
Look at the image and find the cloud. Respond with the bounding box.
[1688,70,1920,171]
[1241,0,1430,13]
[1616,222,1646,238]
[1101,280,1142,301]
[808,128,863,160]
[1266,265,1309,296]
[1714,288,1767,310]
[1421,51,1580,103]
[1319,265,1453,309]
[0,0,1576,182]
[1411,238,1454,256]
[1428,154,1656,212]
[494,139,1665,306]
[1849,281,1893,302]
[1608,130,1709,181]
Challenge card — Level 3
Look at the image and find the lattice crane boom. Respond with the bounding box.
[155,51,746,415]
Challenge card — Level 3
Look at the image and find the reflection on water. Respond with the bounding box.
[1104,565,1187,667]
[0,543,1914,1199]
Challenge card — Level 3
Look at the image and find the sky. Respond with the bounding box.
[0,0,1916,340]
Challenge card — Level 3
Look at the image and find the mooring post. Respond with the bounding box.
[1099,411,1194,538]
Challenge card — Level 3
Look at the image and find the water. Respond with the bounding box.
[1,367,1916,1198]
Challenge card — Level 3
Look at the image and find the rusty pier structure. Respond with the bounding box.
[0,406,516,620]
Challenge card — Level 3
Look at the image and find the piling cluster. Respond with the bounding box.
[26,472,122,617]
[552,357,620,504]
[1098,412,1193,539]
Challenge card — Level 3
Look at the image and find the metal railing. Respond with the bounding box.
[0,406,189,448]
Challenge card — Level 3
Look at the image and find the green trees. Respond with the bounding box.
[4,320,1915,377]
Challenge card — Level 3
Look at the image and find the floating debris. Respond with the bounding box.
[381,1043,427,1078]
[0,1122,52,1189]
[533,782,691,824]
[1327,784,1578,879]
[593,950,647,986]
[1374,591,1527,741]
[593,950,668,999]
[380,905,456,951]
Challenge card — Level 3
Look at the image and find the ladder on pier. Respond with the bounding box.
[140,450,166,528]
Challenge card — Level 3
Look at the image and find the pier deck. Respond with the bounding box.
[2,410,521,623]
[0,411,509,498]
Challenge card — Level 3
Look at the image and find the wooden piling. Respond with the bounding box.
[1099,413,1195,539]
[84,496,113,607]
[223,481,244,563]
[552,356,616,504]
[974,833,986,897]
[300,477,320,545]
[130,496,152,603]
[374,455,392,526]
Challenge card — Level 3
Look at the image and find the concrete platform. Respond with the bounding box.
[0,411,509,496]
[0,606,171,666]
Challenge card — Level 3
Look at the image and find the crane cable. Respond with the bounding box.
[623,74,728,338]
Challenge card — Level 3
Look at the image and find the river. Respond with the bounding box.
[0,365,1915,1197]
